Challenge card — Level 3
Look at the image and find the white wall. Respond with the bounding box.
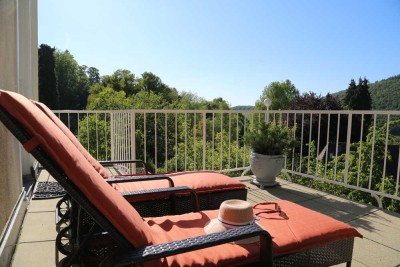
[0,0,38,233]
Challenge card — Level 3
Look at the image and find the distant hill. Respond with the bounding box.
[232,105,254,110]
[334,75,400,110]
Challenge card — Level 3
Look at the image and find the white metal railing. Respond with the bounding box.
[53,109,400,207]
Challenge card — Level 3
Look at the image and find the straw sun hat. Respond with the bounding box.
[204,199,259,244]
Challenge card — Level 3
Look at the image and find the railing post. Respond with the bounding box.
[154,112,157,172]
[203,111,207,170]
[165,112,168,171]
[344,113,353,184]
[131,111,136,169]
[381,114,391,193]
[110,112,115,160]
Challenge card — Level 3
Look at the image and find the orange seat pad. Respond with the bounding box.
[253,200,362,257]
[112,171,246,194]
[144,200,361,266]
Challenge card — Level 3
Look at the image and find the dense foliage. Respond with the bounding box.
[287,120,400,213]
[287,92,345,161]
[370,75,400,110]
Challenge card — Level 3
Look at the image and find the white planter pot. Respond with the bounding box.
[250,152,284,188]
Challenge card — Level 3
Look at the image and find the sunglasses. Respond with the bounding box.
[253,202,288,219]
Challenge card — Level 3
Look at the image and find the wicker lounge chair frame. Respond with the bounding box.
[52,165,245,256]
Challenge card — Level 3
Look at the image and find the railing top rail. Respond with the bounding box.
[276,110,400,115]
[53,109,400,115]
[53,109,262,114]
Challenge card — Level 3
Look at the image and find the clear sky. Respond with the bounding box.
[38,0,400,107]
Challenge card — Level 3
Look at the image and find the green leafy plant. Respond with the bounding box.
[244,121,296,155]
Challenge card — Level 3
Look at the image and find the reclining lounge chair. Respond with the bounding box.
[33,97,249,258]
[34,101,247,216]
[0,90,362,267]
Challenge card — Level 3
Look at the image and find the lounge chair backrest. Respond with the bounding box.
[0,90,153,248]
[33,101,110,179]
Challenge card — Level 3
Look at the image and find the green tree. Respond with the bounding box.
[102,69,138,96]
[344,78,372,142]
[77,65,90,109]
[87,66,100,85]
[201,97,230,110]
[137,72,179,103]
[54,50,89,109]
[255,80,299,110]
[344,78,372,110]
[174,91,206,109]
[130,90,167,109]
[130,91,170,168]
[38,44,58,109]
[87,86,132,110]
[333,74,400,111]
[138,72,164,93]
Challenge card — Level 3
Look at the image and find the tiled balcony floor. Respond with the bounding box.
[10,171,400,267]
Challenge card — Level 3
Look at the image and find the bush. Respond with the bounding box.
[244,121,296,155]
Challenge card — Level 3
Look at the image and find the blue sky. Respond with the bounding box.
[39,0,400,107]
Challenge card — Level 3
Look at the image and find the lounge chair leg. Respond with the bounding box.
[346,261,352,267]
[59,224,97,266]
[171,193,177,214]
[56,209,70,228]
[56,195,70,218]
[56,225,73,255]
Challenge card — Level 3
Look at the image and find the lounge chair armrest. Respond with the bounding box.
[121,186,200,212]
[99,159,149,174]
[98,159,146,166]
[105,174,174,187]
[100,224,273,267]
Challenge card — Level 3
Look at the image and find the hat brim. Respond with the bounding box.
[204,219,259,245]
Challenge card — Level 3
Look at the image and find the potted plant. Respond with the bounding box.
[244,121,296,188]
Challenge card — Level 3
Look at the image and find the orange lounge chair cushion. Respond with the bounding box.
[145,211,261,266]
[0,90,153,248]
[113,171,246,201]
[253,200,362,257]
[144,200,361,266]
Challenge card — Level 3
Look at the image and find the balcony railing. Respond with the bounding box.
[53,109,400,210]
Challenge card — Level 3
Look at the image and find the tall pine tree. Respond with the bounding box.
[38,44,58,109]
[54,50,90,110]
[344,77,372,142]
[344,78,371,110]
